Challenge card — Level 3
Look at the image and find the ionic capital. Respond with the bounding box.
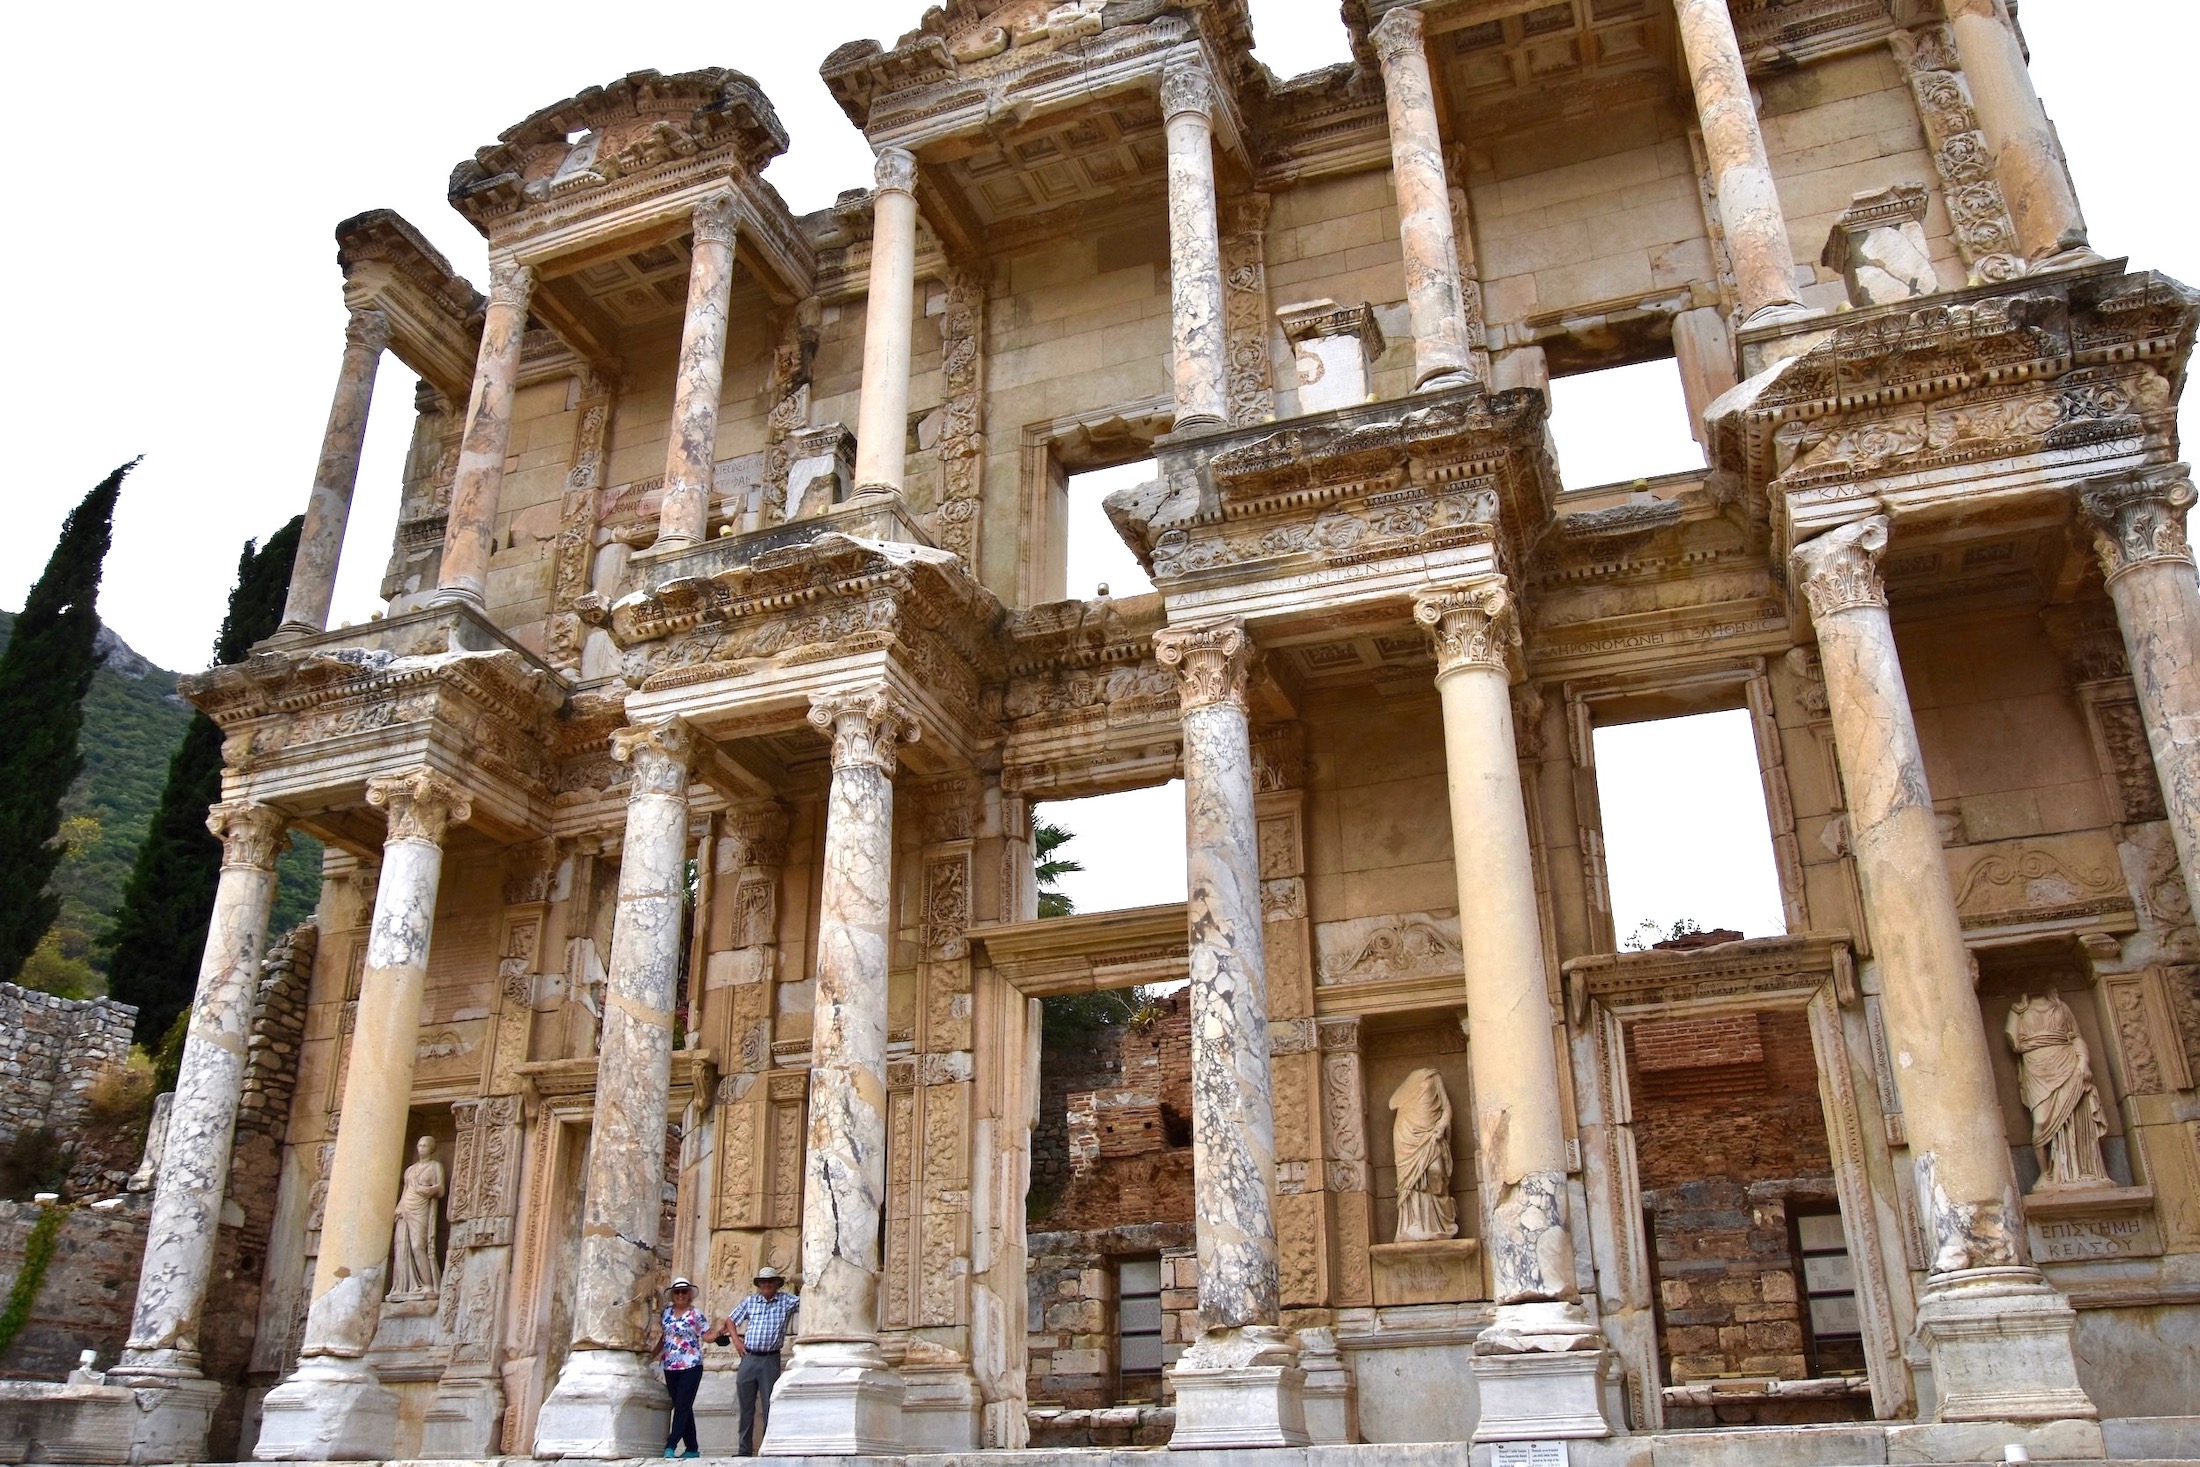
[1791,515,1890,620]
[486,259,537,310]
[344,306,392,355]
[366,769,473,846]
[207,801,289,872]
[1413,577,1518,677]
[873,147,918,197]
[1160,62,1215,124]
[2080,465,2196,582]
[692,191,740,248]
[808,687,920,775]
[1370,6,1427,68]
[1153,619,1255,712]
[611,718,698,795]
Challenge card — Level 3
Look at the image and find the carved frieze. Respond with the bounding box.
[1314,911,1464,987]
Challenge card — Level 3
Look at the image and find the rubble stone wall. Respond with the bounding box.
[0,982,139,1193]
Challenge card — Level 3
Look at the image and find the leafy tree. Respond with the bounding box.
[15,931,99,1000]
[1034,817,1082,919]
[0,462,132,984]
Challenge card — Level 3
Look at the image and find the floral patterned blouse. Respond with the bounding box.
[660,1305,709,1371]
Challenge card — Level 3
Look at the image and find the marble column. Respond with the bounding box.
[433,260,535,610]
[1370,8,1477,389]
[1151,621,1306,1450]
[656,196,740,552]
[761,688,916,1455]
[536,721,698,1456]
[278,308,389,637]
[1412,580,1613,1441]
[1792,518,2094,1427]
[1162,63,1229,432]
[1948,0,2090,263]
[852,151,919,502]
[256,770,471,1461]
[1672,0,1806,324]
[108,802,286,1459]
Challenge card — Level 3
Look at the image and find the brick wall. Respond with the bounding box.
[1031,992,1195,1231]
[0,982,139,1193]
[0,1197,149,1380]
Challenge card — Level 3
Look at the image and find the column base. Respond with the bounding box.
[1167,1326,1309,1450]
[1915,1266,2096,1422]
[253,1357,399,1461]
[418,1375,504,1459]
[126,1375,226,1465]
[758,1340,905,1456]
[532,1348,669,1459]
[1470,1302,1616,1442]
[900,1363,982,1451]
[1296,1327,1357,1445]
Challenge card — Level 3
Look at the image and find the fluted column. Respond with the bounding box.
[256,771,471,1462]
[656,196,740,551]
[1163,63,1229,432]
[278,309,389,636]
[762,689,915,1455]
[1672,0,1805,324]
[1793,519,2093,1425]
[434,260,535,609]
[536,721,698,1457]
[1371,9,1477,389]
[1948,0,2089,262]
[852,151,919,501]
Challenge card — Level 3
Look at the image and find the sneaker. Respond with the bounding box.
[663,1449,677,1459]
[682,1453,702,1460]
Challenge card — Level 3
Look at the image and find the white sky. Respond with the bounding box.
[1067,462,1160,599]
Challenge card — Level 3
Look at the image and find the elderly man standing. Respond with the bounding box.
[723,1265,799,1454]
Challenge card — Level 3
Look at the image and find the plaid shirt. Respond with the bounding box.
[728,1289,800,1352]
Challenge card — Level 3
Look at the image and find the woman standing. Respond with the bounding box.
[648,1277,710,1458]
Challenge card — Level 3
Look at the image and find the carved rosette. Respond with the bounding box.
[1154,620,1255,712]
[611,718,698,796]
[344,306,393,356]
[1370,5,1425,65]
[873,146,918,196]
[2080,466,2197,582]
[365,769,472,846]
[208,800,289,872]
[1792,516,1891,620]
[935,266,988,562]
[1413,578,1518,676]
[1160,61,1215,123]
[1221,194,1275,427]
[692,191,739,247]
[1889,25,2024,283]
[808,687,921,775]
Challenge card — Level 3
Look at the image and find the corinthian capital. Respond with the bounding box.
[487,259,536,310]
[808,687,921,775]
[207,801,289,872]
[873,147,918,196]
[1370,6,1427,67]
[611,718,698,795]
[2080,465,2195,581]
[345,306,392,355]
[1160,62,1215,123]
[366,769,473,846]
[692,191,740,247]
[1791,516,1890,620]
[1413,577,1518,677]
[1153,619,1255,712]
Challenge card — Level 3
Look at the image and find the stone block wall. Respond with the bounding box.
[0,982,140,1197]
[0,1197,149,1381]
[1025,1223,1194,1412]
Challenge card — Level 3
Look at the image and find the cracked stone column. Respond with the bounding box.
[1413,580,1613,1442]
[110,801,286,1461]
[1163,63,1229,432]
[852,151,919,502]
[761,688,916,1455]
[1152,621,1306,1450]
[278,308,389,637]
[536,720,698,1456]
[1672,0,1806,325]
[655,196,740,553]
[256,771,471,1461]
[1793,518,2095,1432]
[1948,0,2089,262]
[1371,8,1477,390]
[434,260,534,609]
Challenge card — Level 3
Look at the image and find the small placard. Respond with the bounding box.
[1494,1443,1569,1467]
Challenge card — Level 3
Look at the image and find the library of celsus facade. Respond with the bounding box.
[31,0,2200,1463]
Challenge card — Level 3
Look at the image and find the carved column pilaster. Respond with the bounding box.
[1672,0,1806,324]
[421,1092,524,1456]
[1162,63,1229,432]
[658,194,740,552]
[547,368,619,676]
[853,150,920,501]
[1945,0,2090,262]
[1372,8,1478,388]
[763,301,821,528]
[280,308,390,636]
[435,261,535,609]
[1221,194,1277,426]
[934,267,988,563]
[1889,26,2025,284]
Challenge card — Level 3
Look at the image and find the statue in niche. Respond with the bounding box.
[1389,1068,1459,1242]
[2004,992,2109,1190]
[388,1135,447,1299]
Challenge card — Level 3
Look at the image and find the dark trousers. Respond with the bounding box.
[736,1350,782,1454]
[664,1364,703,1453]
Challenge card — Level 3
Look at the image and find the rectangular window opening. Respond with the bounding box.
[1791,1206,1867,1378]
[1116,1256,1168,1401]
[1547,356,1706,493]
[1065,459,1157,601]
[1035,783,1186,921]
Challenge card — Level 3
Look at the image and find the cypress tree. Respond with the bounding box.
[107,516,301,1043]
[0,461,134,984]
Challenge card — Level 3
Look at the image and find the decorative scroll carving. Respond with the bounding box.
[366,769,472,844]
[1315,911,1464,986]
[935,266,987,564]
[1888,25,2023,284]
[1792,516,1890,619]
[546,370,618,674]
[2080,464,2196,581]
[1153,619,1255,712]
[1160,61,1214,122]
[874,146,918,195]
[208,801,288,871]
[1413,577,1517,676]
[763,300,820,521]
[808,687,920,775]
[1221,194,1275,428]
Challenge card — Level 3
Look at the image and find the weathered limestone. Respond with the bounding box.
[535,721,697,1457]
[278,309,389,637]
[1821,185,1938,307]
[851,151,919,501]
[256,771,471,1461]
[762,689,916,1456]
[1162,64,1228,432]
[1369,8,1476,389]
[1672,0,1806,324]
[656,196,741,552]
[1947,0,2090,262]
[1151,622,1306,1451]
[433,261,534,609]
[1791,518,2094,1425]
[1412,581,1614,1442]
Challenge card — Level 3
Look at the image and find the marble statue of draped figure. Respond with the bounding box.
[389,1135,447,1298]
[2004,992,2109,1190]
[1389,1067,1459,1242]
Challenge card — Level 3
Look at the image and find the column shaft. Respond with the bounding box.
[435,261,535,608]
[1948,0,2088,260]
[1163,65,1229,431]
[657,197,740,551]
[852,152,919,498]
[280,309,389,636]
[1672,0,1804,322]
[1371,9,1477,388]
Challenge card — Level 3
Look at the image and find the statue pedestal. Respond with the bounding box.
[1914,1266,2094,1423]
[1369,1238,1482,1306]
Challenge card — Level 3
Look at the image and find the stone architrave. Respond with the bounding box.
[1791,518,2095,1425]
[1945,0,2090,262]
[852,151,919,501]
[279,308,390,637]
[1672,0,1806,324]
[1370,8,1477,389]
[1162,64,1229,432]
[434,261,535,609]
[761,689,918,1456]
[656,194,741,552]
[1152,621,1307,1451]
[537,719,698,1458]
[256,771,472,1461]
